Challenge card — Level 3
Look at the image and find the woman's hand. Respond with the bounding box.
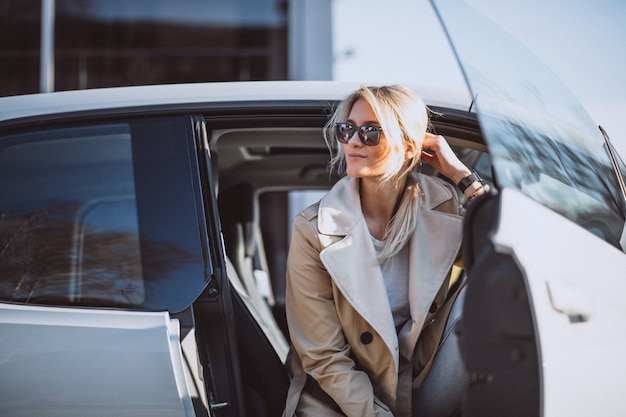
[420,133,471,184]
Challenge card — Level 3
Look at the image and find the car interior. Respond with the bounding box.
[209,109,493,416]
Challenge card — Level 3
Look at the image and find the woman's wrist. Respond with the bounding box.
[464,181,489,202]
[449,168,473,186]
[456,169,489,202]
[456,169,481,192]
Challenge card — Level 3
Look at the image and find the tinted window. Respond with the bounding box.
[0,117,210,312]
[433,0,626,248]
[0,0,287,96]
[0,1,41,96]
[55,0,288,90]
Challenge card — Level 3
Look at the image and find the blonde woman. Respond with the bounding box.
[282,86,487,417]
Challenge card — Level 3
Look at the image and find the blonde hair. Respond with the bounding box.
[323,85,431,260]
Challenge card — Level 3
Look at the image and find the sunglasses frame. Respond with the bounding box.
[335,122,383,146]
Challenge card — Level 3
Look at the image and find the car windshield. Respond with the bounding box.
[432,0,626,249]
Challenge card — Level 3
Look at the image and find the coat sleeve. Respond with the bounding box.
[285,212,395,417]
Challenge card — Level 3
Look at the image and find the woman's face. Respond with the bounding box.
[343,98,395,179]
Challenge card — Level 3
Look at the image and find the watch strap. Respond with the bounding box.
[457,170,482,193]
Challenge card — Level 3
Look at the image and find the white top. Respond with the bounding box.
[372,237,411,329]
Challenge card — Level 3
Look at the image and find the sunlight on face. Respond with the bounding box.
[342,99,396,180]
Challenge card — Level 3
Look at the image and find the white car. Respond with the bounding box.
[0,1,625,416]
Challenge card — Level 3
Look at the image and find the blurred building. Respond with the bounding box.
[0,0,332,97]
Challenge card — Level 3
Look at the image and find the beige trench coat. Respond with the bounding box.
[282,173,463,417]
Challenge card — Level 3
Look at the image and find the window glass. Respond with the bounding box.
[0,118,209,312]
[433,0,626,248]
[53,0,287,91]
[0,0,287,96]
[288,190,327,232]
[0,0,41,96]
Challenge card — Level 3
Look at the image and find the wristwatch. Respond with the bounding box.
[457,170,483,193]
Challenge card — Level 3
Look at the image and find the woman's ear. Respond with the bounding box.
[404,140,417,161]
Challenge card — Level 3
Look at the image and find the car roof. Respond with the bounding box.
[0,81,472,124]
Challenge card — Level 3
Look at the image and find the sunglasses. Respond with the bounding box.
[335,122,383,146]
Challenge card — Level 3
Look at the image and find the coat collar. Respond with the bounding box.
[316,174,463,363]
[317,174,458,235]
[317,176,362,236]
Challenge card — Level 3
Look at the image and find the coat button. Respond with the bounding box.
[429,301,438,314]
[360,332,373,344]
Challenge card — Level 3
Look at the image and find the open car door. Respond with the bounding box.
[431,1,626,416]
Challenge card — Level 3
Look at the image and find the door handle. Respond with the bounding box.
[546,280,594,323]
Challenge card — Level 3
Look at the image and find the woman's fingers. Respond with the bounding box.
[421,133,470,182]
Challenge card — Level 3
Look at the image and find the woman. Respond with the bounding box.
[282,86,487,417]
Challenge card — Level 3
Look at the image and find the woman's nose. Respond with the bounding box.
[347,129,361,146]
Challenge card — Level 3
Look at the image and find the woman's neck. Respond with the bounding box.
[359,176,406,240]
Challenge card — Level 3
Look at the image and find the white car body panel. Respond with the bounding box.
[493,188,626,416]
[0,81,472,123]
[0,303,195,417]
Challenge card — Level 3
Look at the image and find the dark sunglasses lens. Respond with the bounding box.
[359,126,380,146]
[336,123,353,143]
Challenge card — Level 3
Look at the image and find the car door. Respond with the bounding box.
[0,114,240,417]
[431,1,626,416]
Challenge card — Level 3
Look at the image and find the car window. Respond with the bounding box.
[432,0,626,248]
[0,117,210,312]
[288,190,327,232]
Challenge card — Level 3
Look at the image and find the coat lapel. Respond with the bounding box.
[314,174,463,367]
[400,175,463,360]
[317,177,399,365]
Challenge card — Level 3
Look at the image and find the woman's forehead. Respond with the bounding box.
[347,98,380,122]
